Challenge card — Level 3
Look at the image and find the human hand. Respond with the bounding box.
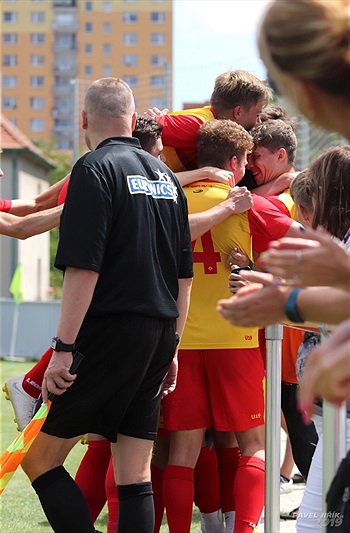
[259,226,350,290]
[223,186,253,216]
[299,319,350,422]
[226,245,251,270]
[144,107,169,118]
[217,272,291,327]
[228,270,250,294]
[162,355,178,398]
[201,167,235,187]
[42,351,76,402]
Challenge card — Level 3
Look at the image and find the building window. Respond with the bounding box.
[3,33,17,44]
[3,97,17,110]
[31,11,45,23]
[85,1,93,11]
[123,32,138,45]
[150,75,165,88]
[30,75,45,87]
[123,75,138,88]
[151,12,165,23]
[30,118,45,132]
[31,33,45,45]
[30,54,45,67]
[30,96,45,110]
[3,54,17,66]
[55,76,71,88]
[103,43,112,56]
[85,43,93,55]
[123,12,138,23]
[151,32,165,45]
[85,22,93,33]
[103,1,112,12]
[57,139,72,150]
[150,54,165,67]
[103,65,112,76]
[84,65,92,77]
[103,22,111,34]
[123,54,137,67]
[3,12,18,23]
[3,75,17,88]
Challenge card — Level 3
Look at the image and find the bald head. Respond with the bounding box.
[84,77,135,118]
[82,78,136,150]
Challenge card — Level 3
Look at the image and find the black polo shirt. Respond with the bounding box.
[55,137,193,319]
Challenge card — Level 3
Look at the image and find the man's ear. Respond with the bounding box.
[298,204,313,226]
[81,110,88,130]
[232,105,241,122]
[131,111,137,131]
[277,147,287,162]
[228,155,238,172]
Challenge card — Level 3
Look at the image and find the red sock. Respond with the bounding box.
[75,439,111,523]
[151,463,165,533]
[216,446,242,513]
[163,465,194,533]
[105,457,119,533]
[22,347,53,398]
[233,456,265,533]
[194,446,221,513]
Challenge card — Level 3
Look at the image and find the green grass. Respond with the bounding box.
[0,361,202,532]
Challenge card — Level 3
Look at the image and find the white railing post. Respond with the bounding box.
[265,323,284,533]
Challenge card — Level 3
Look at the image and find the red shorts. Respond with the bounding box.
[162,348,265,433]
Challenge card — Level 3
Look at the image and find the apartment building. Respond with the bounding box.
[1,0,173,152]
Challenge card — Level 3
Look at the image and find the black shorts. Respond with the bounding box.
[42,313,177,442]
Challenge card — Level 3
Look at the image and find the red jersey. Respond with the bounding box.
[157,106,216,172]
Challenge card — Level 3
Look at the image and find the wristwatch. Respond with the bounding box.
[51,336,76,352]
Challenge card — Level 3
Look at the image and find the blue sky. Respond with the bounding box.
[172,0,270,109]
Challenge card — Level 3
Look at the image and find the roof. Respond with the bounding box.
[0,114,56,170]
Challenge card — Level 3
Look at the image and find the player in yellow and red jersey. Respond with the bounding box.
[162,120,302,533]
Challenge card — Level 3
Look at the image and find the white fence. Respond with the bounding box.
[0,298,60,360]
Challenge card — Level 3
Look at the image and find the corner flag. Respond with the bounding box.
[9,264,23,304]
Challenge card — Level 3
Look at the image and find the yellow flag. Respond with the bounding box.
[9,264,23,304]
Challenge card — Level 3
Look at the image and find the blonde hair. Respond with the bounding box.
[259,0,350,97]
[210,70,271,115]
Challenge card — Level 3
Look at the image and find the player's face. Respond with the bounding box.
[238,100,264,131]
[247,145,280,185]
[149,138,166,162]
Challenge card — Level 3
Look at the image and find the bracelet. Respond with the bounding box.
[284,288,304,323]
[248,259,254,270]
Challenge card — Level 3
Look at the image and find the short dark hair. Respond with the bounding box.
[250,119,297,165]
[260,104,298,132]
[197,120,253,169]
[132,116,163,152]
[210,70,271,116]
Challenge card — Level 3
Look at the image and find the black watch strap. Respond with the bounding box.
[51,336,76,352]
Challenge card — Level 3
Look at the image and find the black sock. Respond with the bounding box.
[32,466,95,533]
[117,481,154,533]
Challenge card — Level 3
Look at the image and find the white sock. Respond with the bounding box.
[201,509,225,533]
[224,511,236,533]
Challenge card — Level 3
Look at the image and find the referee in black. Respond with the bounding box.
[22,77,193,533]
